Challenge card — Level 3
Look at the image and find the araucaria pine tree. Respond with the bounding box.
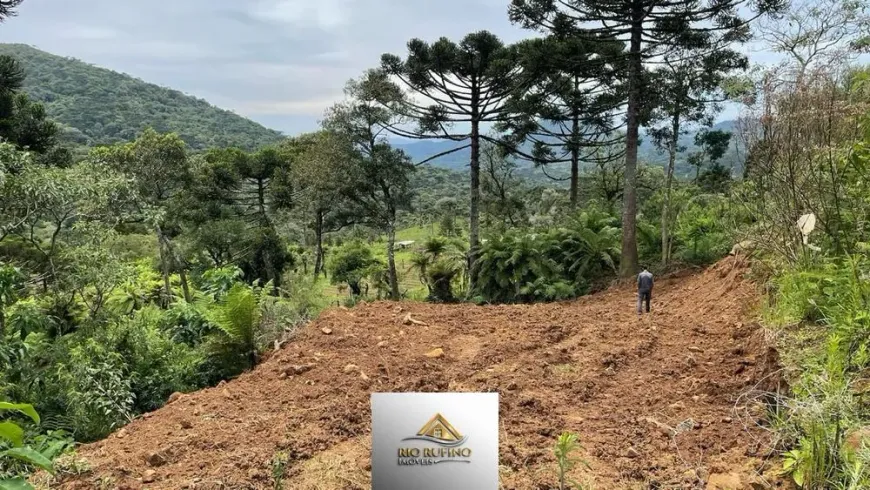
[510,0,785,276]
[499,32,626,208]
[379,31,523,286]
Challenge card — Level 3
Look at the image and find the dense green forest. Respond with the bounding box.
[0,44,285,151]
[2,0,870,488]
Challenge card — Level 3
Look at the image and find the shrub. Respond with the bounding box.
[107,308,204,412]
[5,299,54,340]
[427,259,461,303]
[105,259,163,316]
[553,431,590,490]
[56,342,135,441]
[767,254,870,489]
[327,241,381,297]
[674,195,731,265]
[472,208,620,303]
[157,301,213,346]
[199,265,243,300]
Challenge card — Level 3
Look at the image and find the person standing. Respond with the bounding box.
[637,267,654,315]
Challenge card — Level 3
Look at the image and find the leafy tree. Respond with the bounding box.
[324,74,416,300]
[435,197,461,237]
[757,0,870,81]
[0,55,63,162]
[480,142,530,231]
[698,162,733,193]
[327,241,381,297]
[59,226,132,320]
[286,132,355,277]
[1,147,131,290]
[509,0,784,276]
[0,263,21,335]
[648,47,746,264]
[380,32,523,283]
[690,129,732,180]
[94,129,193,302]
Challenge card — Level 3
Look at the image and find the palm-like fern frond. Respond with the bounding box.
[203,284,260,367]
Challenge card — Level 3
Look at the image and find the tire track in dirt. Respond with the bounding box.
[54,257,783,489]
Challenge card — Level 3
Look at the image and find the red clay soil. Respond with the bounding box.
[54,257,787,490]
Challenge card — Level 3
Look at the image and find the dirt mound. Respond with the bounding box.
[55,257,784,489]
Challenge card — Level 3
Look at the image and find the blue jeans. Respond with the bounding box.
[637,291,651,314]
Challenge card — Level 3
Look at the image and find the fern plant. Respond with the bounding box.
[472,232,572,303]
[203,284,261,368]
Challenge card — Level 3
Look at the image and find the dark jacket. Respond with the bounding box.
[638,270,654,293]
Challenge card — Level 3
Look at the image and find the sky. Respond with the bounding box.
[0,0,774,135]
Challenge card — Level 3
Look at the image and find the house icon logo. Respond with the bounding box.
[396,412,473,464]
[408,413,467,446]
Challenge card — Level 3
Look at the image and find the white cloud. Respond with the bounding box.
[58,24,119,40]
[251,0,354,29]
[238,97,342,116]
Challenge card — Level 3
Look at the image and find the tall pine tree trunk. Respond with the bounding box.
[178,269,192,303]
[386,222,400,300]
[570,110,580,208]
[619,15,643,278]
[156,228,172,304]
[662,113,680,265]
[469,116,481,288]
[159,230,192,303]
[314,208,325,277]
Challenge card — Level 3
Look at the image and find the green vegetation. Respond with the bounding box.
[553,431,590,490]
[752,63,870,487]
[0,402,64,490]
[0,0,868,486]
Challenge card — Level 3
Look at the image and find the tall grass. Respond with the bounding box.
[765,255,870,489]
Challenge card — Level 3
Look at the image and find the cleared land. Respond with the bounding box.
[54,257,784,489]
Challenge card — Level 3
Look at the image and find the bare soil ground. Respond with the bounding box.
[55,257,787,489]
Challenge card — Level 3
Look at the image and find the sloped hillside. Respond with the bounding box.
[52,257,784,489]
[0,44,284,151]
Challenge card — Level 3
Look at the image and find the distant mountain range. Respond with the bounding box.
[394,119,743,178]
[0,44,285,151]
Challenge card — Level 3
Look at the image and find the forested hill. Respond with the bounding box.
[0,44,285,150]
